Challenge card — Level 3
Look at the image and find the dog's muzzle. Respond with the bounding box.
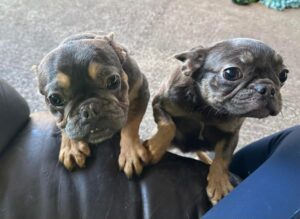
[64,98,128,144]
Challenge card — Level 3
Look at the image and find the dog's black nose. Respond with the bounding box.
[254,84,267,95]
[80,102,100,120]
[254,84,275,97]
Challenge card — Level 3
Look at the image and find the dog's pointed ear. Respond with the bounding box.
[103,32,128,64]
[104,32,114,41]
[174,46,206,77]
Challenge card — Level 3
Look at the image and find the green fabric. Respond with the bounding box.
[233,0,258,5]
[260,0,300,10]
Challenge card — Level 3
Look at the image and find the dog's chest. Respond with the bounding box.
[172,116,243,152]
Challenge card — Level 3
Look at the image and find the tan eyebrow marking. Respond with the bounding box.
[88,62,101,80]
[57,72,71,88]
[240,51,254,64]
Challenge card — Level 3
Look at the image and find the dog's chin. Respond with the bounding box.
[214,89,281,118]
[222,101,280,118]
[241,108,275,118]
[64,111,127,144]
[87,128,115,144]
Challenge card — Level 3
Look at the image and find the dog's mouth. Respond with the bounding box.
[87,127,115,144]
[222,89,281,118]
[242,107,276,118]
[64,112,127,144]
[84,115,127,144]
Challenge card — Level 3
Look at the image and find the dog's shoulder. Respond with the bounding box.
[154,67,206,117]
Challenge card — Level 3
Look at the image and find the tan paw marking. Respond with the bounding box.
[145,121,176,164]
[206,162,233,205]
[118,138,150,178]
[197,151,212,165]
[143,137,169,164]
[59,138,91,170]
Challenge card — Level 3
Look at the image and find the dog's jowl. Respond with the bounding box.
[36,32,150,177]
[144,38,288,204]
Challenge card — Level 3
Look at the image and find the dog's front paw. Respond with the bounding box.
[206,164,233,205]
[143,136,169,164]
[59,139,91,170]
[118,138,150,178]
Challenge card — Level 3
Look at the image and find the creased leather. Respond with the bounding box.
[0,112,212,219]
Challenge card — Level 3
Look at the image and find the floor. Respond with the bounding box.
[0,0,299,150]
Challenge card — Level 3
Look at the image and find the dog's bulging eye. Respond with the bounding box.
[222,67,242,81]
[48,94,64,107]
[279,69,288,84]
[107,74,121,90]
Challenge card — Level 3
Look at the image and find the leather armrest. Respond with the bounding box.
[0,80,30,153]
[0,112,212,219]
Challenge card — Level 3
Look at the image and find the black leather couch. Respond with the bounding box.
[0,79,214,219]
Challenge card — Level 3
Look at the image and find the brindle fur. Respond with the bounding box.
[145,38,287,204]
[37,32,150,176]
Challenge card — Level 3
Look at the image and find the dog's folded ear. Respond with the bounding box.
[102,32,128,65]
[60,32,104,45]
[174,46,206,77]
[31,64,44,95]
[35,62,47,95]
[61,32,128,65]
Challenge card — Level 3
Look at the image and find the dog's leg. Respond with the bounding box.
[59,132,91,170]
[197,151,212,165]
[144,96,176,163]
[206,135,237,205]
[118,77,150,178]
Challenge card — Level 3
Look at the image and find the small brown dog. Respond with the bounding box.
[144,38,288,204]
[36,32,150,177]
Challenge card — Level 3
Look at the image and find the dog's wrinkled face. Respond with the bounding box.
[37,36,129,143]
[176,38,288,118]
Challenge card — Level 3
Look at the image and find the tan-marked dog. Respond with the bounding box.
[36,32,150,178]
[144,38,288,204]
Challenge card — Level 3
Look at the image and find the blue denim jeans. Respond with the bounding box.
[203,125,300,219]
